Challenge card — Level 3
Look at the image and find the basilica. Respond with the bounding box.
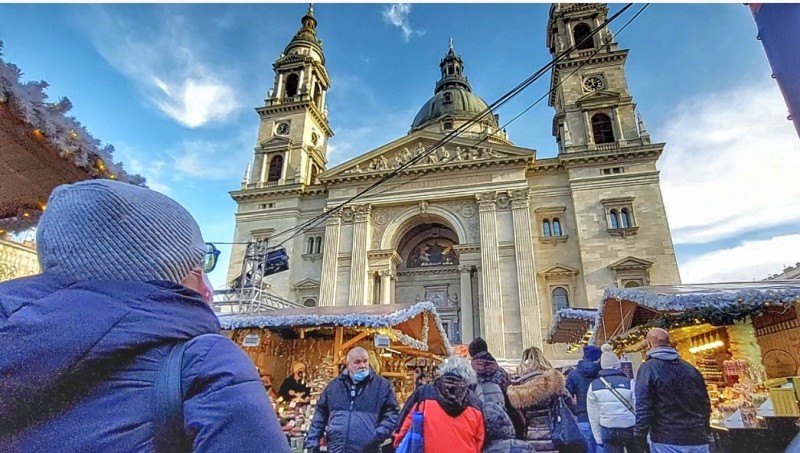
[225,3,681,361]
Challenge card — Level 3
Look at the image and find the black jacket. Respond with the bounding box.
[565,359,600,423]
[305,370,399,453]
[634,347,711,446]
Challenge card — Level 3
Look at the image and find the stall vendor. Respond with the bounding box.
[278,362,312,402]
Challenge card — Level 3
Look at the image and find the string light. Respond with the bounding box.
[689,340,724,354]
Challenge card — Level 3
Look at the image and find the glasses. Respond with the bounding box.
[203,243,221,273]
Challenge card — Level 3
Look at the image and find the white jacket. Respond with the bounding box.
[586,370,636,444]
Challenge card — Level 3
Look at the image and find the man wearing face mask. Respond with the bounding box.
[0,180,290,453]
[305,347,400,453]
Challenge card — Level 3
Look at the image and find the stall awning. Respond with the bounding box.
[1,45,144,233]
[546,308,598,344]
[218,301,452,356]
[593,281,800,345]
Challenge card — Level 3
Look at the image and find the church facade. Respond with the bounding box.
[226,3,681,360]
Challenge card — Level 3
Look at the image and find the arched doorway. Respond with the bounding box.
[394,221,463,343]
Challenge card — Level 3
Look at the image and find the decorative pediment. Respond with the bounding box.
[292,278,321,290]
[322,131,534,181]
[538,264,580,279]
[576,90,622,107]
[258,135,292,151]
[608,256,653,272]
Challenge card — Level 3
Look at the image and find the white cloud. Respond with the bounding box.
[382,4,425,42]
[658,81,800,244]
[680,234,800,283]
[169,131,253,181]
[114,144,171,194]
[83,7,240,128]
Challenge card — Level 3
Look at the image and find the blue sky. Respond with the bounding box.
[1,3,799,288]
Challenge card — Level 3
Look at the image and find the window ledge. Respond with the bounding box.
[302,253,323,262]
[539,235,569,245]
[608,227,639,238]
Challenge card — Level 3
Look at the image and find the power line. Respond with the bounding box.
[267,4,638,249]
[228,4,636,251]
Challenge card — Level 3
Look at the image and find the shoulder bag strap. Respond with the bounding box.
[153,341,191,453]
[599,376,635,414]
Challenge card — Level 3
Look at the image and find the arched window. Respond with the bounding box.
[592,114,615,144]
[267,155,283,182]
[573,23,594,50]
[552,287,569,312]
[624,280,641,288]
[303,298,317,307]
[307,237,315,254]
[285,74,299,98]
[620,209,631,228]
[553,218,562,237]
[543,220,552,237]
[609,209,619,229]
[315,236,323,254]
[444,93,452,103]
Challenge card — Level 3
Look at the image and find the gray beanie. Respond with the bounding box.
[600,343,621,370]
[37,179,205,283]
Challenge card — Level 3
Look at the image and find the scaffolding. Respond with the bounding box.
[211,239,301,314]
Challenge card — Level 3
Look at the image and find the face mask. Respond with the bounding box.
[352,370,369,383]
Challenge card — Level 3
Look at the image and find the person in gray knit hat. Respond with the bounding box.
[0,180,290,453]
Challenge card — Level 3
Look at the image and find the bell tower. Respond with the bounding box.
[547,3,651,154]
[250,5,333,187]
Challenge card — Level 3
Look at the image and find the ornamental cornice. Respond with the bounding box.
[367,249,403,264]
[453,243,481,255]
[230,185,327,202]
[558,146,663,168]
[397,266,460,277]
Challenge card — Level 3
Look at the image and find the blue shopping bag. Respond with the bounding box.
[396,403,424,453]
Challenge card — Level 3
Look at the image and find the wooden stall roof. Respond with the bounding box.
[593,281,800,345]
[1,45,144,233]
[546,308,598,344]
[218,301,452,356]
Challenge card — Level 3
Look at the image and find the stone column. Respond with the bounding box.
[584,111,594,145]
[276,73,284,99]
[612,105,625,144]
[319,213,341,306]
[476,192,506,358]
[510,189,543,350]
[348,204,371,305]
[459,265,474,342]
[380,270,393,305]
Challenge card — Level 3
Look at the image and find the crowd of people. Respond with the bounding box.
[0,180,715,453]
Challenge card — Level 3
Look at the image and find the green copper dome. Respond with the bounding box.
[410,40,498,131]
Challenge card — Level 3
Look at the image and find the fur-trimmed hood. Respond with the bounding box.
[506,369,566,410]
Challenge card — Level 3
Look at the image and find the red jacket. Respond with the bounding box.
[394,384,484,453]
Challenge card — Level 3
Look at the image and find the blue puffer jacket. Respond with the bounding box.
[566,359,600,422]
[0,274,290,453]
[305,370,400,453]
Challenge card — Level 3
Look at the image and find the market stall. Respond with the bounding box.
[579,282,800,452]
[218,301,452,450]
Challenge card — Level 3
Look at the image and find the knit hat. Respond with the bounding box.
[583,345,602,362]
[468,337,489,357]
[600,344,621,370]
[36,180,206,283]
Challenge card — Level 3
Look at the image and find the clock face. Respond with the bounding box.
[311,132,319,145]
[583,77,605,91]
[276,122,290,136]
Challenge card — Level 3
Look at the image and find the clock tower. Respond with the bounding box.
[546,3,651,153]
[250,5,333,187]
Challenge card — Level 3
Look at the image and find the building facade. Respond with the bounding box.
[226,4,681,360]
[0,233,39,282]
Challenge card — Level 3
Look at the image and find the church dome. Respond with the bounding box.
[410,40,499,132]
[411,88,496,130]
